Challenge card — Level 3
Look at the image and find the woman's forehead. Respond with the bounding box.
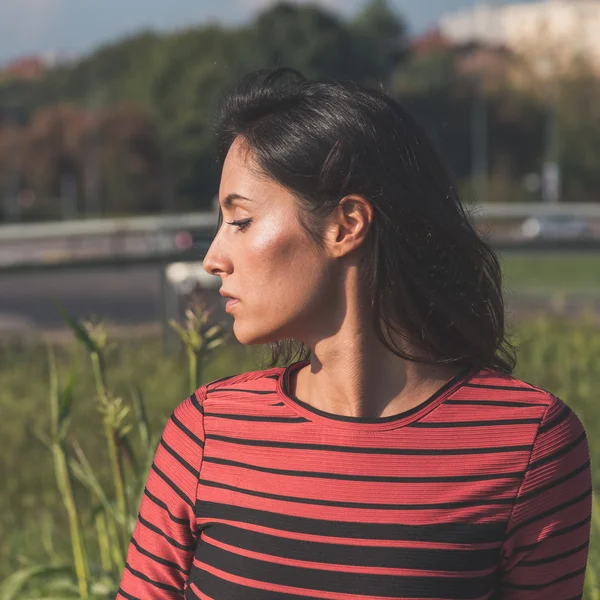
[220,142,292,207]
[220,142,257,196]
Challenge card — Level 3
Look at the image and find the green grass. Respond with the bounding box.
[0,335,263,587]
[501,252,600,293]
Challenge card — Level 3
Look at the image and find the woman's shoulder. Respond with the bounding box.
[201,365,286,395]
[469,367,586,434]
[469,366,558,404]
[168,366,287,432]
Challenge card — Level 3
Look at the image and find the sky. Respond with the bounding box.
[0,0,529,65]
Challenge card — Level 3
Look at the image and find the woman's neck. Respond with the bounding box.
[294,320,462,420]
[292,262,464,419]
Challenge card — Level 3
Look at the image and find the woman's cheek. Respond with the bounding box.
[248,220,302,271]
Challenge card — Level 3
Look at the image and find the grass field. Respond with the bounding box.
[0,336,262,589]
[501,252,600,292]
[1,312,599,597]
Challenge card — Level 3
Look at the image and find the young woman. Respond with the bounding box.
[118,69,592,599]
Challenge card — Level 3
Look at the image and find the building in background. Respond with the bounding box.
[439,0,600,75]
[0,51,73,82]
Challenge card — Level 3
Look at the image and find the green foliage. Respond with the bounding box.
[249,3,375,81]
[392,49,474,180]
[0,564,75,600]
[2,3,412,214]
[352,0,408,82]
[556,60,600,202]
[391,46,547,193]
[392,49,457,95]
[0,0,600,219]
[169,297,229,394]
[0,302,254,598]
[0,101,164,219]
[3,2,600,215]
[502,253,600,292]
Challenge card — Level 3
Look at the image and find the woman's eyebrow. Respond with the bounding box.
[222,193,253,208]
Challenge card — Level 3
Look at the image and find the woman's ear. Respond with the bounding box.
[325,195,374,258]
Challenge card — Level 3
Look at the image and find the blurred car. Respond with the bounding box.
[173,229,212,253]
[174,230,195,250]
[520,215,592,240]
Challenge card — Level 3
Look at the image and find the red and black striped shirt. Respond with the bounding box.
[118,361,592,599]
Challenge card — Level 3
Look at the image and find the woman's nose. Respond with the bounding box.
[203,240,228,277]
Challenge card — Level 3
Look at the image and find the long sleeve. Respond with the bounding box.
[497,394,593,599]
[117,386,206,599]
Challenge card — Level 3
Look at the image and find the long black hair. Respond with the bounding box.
[216,68,516,374]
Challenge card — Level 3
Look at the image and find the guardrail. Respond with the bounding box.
[1,202,600,242]
[1,204,599,273]
[466,202,600,219]
[0,246,209,273]
[0,212,217,241]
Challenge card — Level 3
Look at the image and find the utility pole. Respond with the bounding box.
[536,43,561,203]
[83,85,105,217]
[541,94,560,204]
[3,106,23,223]
[471,71,488,204]
[470,0,492,204]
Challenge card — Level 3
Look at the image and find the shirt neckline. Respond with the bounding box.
[276,360,479,432]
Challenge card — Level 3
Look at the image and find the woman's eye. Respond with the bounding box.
[225,218,252,231]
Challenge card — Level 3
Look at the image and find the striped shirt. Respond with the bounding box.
[117,361,592,599]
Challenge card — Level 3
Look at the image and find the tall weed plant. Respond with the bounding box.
[0,301,228,599]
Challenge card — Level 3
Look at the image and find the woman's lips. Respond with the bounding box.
[225,298,240,313]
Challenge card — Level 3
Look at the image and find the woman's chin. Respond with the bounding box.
[232,322,279,346]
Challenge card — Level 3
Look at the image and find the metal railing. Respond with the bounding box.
[1,203,599,274]
[0,211,217,241]
[2,202,600,243]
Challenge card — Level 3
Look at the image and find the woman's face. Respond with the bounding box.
[203,137,339,345]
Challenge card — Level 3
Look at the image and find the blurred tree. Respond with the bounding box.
[149,24,251,209]
[391,45,547,202]
[392,48,457,94]
[0,3,411,214]
[45,32,167,108]
[7,1,599,213]
[554,60,600,202]
[247,3,376,81]
[137,4,394,208]
[392,48,474,184]
[0,123,25,220]
[23,104,85,203]
[0,80,33,124]
[96,104,163,214]
[0,103,163,221]
[352,0,409,83]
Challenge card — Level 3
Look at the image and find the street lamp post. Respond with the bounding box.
[537,57,560,204]
[471,73,488,204]
[469,0,499,204]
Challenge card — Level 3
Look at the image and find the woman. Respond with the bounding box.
[118,69,592,599]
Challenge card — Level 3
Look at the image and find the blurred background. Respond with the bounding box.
[1,0,600,597]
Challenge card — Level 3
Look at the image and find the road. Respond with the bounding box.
[0,265,165,333]
[2,264,600,336]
